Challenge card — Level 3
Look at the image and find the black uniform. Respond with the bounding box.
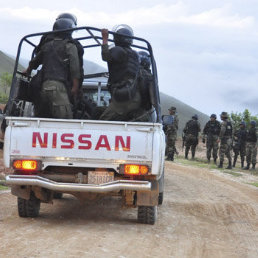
[183,119,201,159]
[233,127,247,167]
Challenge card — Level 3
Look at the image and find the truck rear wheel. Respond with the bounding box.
[17,193,40,217]
[53,192,63,199]
[137,206,157,225]
[158,192,164,205]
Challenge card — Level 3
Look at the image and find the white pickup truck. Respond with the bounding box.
[4,26,165,224]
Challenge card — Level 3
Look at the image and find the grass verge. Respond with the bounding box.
[248,182,258,187]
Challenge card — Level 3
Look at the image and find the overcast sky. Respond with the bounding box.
[0,0,257,117]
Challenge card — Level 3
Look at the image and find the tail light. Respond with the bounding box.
[122,164,149,175]
[13,160,41,172]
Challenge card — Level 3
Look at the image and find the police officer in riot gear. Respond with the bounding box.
[218,112,233,169]
[100,25,145,121]
[35,13,84,94]
[25,18,80,119]
[183,114,201,159]
[232,121,247,168]
[202,114,221,163]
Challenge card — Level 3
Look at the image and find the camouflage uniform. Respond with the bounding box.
[183,115,201,159]
[164,107,179,161]
[232,124,246,168]
[244,123,257,170]
[28,38,80,119]
[202,117,221,163]
[218,113,233,169]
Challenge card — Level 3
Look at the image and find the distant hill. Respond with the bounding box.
[160,92,209,134]
[0,51,24,75]
[0,50,209,132]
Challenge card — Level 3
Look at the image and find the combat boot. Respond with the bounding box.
[244,163,250,170]
[185,150,188,159]
[171,152,174,161]
[207,158,210,163]
[226,161,232,169]
[241,161,244,169]
[218,161,223,168]
[232,158,237,168]
[214,158,217,164]
[251,163,256,170]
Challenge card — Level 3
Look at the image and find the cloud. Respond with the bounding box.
[0,3,255,29]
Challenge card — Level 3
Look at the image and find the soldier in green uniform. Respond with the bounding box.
[164,106,179,161]
[202,114,221,163]
[218,112,233,169]
[244,120,257,170]
[183,114,201,159]
[26,19,80,119]
[100,26,144,121]
[232,121,247,168]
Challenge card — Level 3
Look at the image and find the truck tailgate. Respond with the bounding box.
[4,117,163,173]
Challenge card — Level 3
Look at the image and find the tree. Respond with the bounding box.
[0,72,12,95]
[230,109,258,129]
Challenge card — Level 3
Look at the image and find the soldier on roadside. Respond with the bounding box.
[163,106,179,161]
[232,121,247,168]
[218,112,233,169]
[183,114,201,160]
[244,120,257,170]
[202,114,221,164]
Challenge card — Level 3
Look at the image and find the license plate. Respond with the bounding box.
[88,171,114,185]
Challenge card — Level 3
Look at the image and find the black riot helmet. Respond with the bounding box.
[138,51,151,69]
[53,18,75,37]
[56,13,77,26]
[113,24,134,47]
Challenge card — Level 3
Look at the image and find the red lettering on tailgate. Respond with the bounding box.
[115,136,131,151]
[52,133,57,148]
[61,133,74,149]
[78,134,92,149]
[32,132,48,148]
[95,135,111,151]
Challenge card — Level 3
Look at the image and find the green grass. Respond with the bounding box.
[249,182,258,187]
[0,184,8,190]
[174,156,243,177]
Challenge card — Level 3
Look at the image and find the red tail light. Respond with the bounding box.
[13,160,41,172]
[123,164,149,175]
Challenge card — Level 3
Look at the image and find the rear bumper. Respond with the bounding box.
[5,175,151,193]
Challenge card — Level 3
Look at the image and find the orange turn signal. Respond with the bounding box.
[13,160,40,171]
[124,164,149,175]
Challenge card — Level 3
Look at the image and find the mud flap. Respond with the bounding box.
[136,180,159,206]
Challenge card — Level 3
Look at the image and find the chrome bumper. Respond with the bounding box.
[5,175,151,193]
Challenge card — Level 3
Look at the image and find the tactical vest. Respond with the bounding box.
[108,46,139,84]
[138,68,152,110]
[185,120,199,137]
[246,128,257,142]
[69,38,84,84]
[206,120,220,136]
[41,39,70,84]
[224,121,233,137]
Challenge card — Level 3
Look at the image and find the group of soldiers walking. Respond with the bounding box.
[164,107,257,171]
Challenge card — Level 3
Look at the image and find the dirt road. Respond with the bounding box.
[0,162,257,258]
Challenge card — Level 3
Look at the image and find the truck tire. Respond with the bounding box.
[137,206,157,225]
[158,192,164,205]
[53,192,63,199]
[17,193,40,218]
[158,169,164,205]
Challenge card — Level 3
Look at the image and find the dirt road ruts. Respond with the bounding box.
[0,162,257,258]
